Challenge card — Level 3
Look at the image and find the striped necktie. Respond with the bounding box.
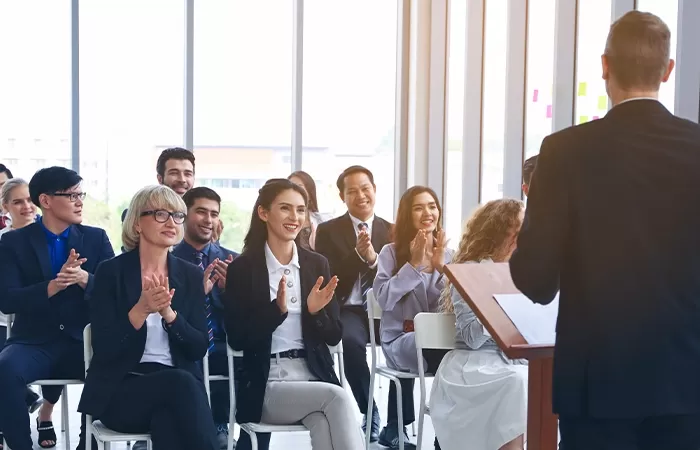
[358,222,374,305]
[195,251,215,352]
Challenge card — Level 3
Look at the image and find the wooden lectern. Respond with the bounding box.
[444,262,558,450]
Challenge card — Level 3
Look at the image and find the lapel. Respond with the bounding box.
[371,217,389,252]
[338,213,356,254]
[28,223,52,280]
[67,225,84,256]
[166,252,184,312]
[123,249,143,310]
[249,248,272,305]
[297,247,316,308]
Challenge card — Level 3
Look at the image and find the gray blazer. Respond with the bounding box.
[373,243,453,345]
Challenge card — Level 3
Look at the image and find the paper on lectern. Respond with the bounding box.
[493,293,559,345]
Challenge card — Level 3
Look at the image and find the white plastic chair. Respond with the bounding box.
[3,314,82,450]
[228,342,347,450]
[365,289,419,450]
[413,312,456,450]
[83,324,153,450]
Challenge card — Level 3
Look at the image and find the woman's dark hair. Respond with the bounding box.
[288,170,319,213]
[242,178,308,255]
[391,186,443,275]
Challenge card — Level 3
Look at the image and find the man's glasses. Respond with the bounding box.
[141,209,186,225]
[50,192,87,203]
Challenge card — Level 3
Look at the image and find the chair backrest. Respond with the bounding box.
[83,325,93,376]
[414,312,456,351]
[6,313,13,339]
[366,289,382,320]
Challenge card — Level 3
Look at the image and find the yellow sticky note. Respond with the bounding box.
[579,115,589,123]
[578,82,587,96]
[597,95,607,110]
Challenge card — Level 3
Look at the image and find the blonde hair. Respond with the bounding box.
[440,199,524,313]
[1,178,29,207]
[122,185,187,251]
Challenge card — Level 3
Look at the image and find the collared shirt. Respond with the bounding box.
[265,241,304,354]
[39,218,71,277]
[615,97,659,106]
[346,213,378,306]
[139,313,174,366]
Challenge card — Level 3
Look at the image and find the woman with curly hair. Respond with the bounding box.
[429,198,527,450]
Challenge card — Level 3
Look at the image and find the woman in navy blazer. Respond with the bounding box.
[224,178,363,450]
[78,185,218,450]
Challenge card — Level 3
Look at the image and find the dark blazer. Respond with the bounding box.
[0,223,114,344]
[78,249,209,417]
[315,213,392,306]
[172,240,238,341]
[510,100,700,419]
[223,245,343,423]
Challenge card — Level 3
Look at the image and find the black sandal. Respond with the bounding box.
[36,419,57,449]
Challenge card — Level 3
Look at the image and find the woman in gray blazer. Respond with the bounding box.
[373,186,452,450]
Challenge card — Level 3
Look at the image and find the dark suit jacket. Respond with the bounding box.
[315,213,392,306]
[510,100,700,419]
[223,245,343,423]
[78,249,209,417]
[172,240,238,341]
[0,223,114,344]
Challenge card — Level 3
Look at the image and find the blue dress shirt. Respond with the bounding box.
[39,218,70,277]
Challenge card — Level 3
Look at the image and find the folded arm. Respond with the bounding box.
[164,275,209,361]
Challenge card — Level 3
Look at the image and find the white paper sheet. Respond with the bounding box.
[493,293,559,345]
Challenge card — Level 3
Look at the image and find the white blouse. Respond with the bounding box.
[265,242,304,354]
[139,313,174,366]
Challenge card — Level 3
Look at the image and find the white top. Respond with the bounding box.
[266,241,304,354]
[346,213,378,306]
[139,313,174,366]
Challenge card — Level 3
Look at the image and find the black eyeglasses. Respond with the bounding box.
[141,209,186,224]
[50,192,87,203]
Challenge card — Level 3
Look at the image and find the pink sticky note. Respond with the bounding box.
[533,89,539,102]
[546,105,552,118]
[592,115,600,120]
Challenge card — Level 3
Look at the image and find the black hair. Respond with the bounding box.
[288,170,319,213]
[523,155,538,187]
[336,165,375,193]
[183,186,221,210]
[0,164,13,179]
[242,178,308,255]
[29,166,83,207]
[156,147,195,177]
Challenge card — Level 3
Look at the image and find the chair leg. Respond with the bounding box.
[86,415,93,450]
[366,371,377,449]
[147,440,153,450]
[393,378,404,450]
[416,405,425,450]
[62,386,71,450]
[96,440,106,450]
[250,431,258,450]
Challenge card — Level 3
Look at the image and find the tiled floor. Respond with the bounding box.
[23,375,437,450]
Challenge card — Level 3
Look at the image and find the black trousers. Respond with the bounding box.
[387,349,446,426]
[559,414,700,450]
[99,369,219,450]
[340,306,380,415]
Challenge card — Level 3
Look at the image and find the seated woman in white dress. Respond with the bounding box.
[429,198,526,450]
[373,186,452,450]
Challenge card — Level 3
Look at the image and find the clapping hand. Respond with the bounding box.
[409,230,429,268]
[54,249,88,290]
[429,229,448,273]
[356,228,377,265]
[138,274,175,317]
[307,276,339,315]
[276,275,288,313]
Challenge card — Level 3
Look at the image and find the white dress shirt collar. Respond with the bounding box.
[264,241,300,274]
[349,213,375,235]
[615,97,659,106]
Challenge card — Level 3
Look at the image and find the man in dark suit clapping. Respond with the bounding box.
[510,11,700,450]
[172,187,237,449]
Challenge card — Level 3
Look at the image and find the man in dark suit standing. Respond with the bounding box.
[0,167,114,450]
[172,187,237,449]
[315,166,395,445]
[510,11,700,450]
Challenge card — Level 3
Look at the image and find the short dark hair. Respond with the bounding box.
[156,147,195,178]
[336,165,375,193]
[604,11,671,91]
[29,166,83,207]
[182,186,221,210]
[0,164,13,179]
[523,155,538,186]
[288,170,319,213]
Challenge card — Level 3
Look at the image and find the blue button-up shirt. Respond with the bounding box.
[39,218,71,277]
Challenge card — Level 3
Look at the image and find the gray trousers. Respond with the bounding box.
[261,356,364,450]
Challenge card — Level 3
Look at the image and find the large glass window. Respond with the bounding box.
[302,0,397,221]
[80,0,184,250]
[0,1,71,178]
[480,0,508,203]
[575,0,612,125]
[444,0,467,242]
[524,0,556,161]
[194,0,293,252]
[636,0,678,112]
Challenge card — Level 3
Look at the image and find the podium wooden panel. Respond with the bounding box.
[444,262,558,450]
